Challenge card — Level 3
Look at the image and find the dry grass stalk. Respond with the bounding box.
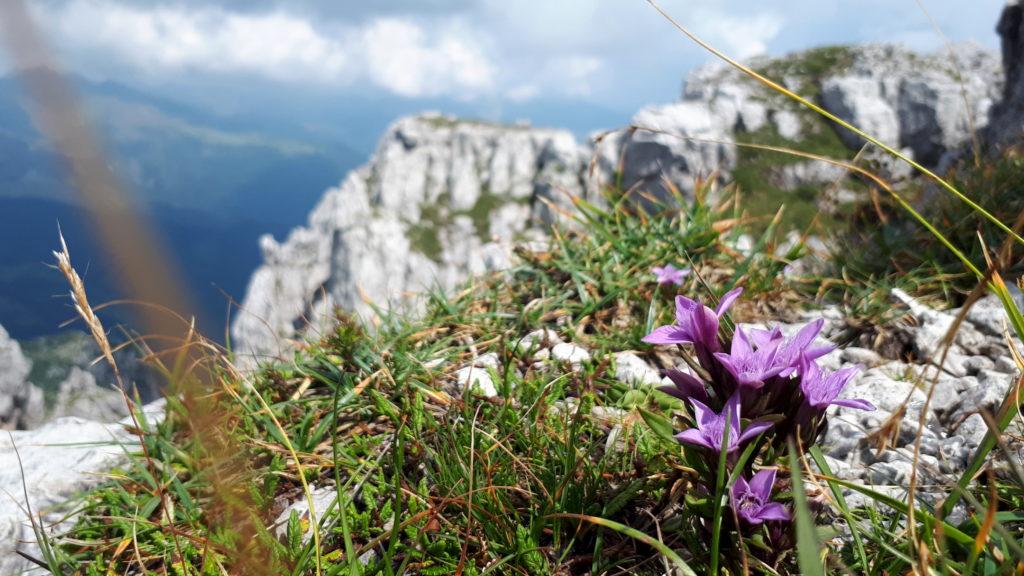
[52,231,123,389]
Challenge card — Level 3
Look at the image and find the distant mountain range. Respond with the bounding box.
[0,196,295,339]
[0,70,363,338]
[0,68,632,339]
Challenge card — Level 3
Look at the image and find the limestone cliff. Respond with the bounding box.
[231,115,597,359]
[233,43,1001,361]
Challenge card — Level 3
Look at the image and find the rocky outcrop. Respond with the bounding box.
[990,1,1024,146]
[231,115,596,360]
[0,401,165,574]
[0,326,144,430]
[819,44,999,167]
[233,44,1001,361]
[0,324,43,429]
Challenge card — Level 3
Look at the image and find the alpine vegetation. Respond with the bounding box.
[643,288,873,562]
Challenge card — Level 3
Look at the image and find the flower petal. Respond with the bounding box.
[731,474,750,500]
[746,327,778,349]
[789,319,824,351]
[713,352,740,380]
[748,468,776,500]
[675,295,701,326]
[689,398,717,429]
[804,343,835,360]
[675,429,713,450]
[716,287,743,317]
[757,502,791,522]
[738,419,773,444]
[831,398,875,411]
[664,369,709,403]
[642,325,689,345]
[731,326,754,357]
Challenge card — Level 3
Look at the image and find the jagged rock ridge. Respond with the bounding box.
[234,43,1001,360]
[231,115,597,359]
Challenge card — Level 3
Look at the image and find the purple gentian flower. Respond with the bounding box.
[652,264,690,286]
[731,468,790,525]
[713,327,786,388]
[799,358,874,411]
[643,287,743,353]
[748,319,833,377]
[657,368,710,404]
[675,392,772,454]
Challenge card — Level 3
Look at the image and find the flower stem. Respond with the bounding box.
[709,410,731,574]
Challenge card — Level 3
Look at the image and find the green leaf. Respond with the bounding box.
[788,441,825,576]
[809,445,868,571]
[638,407,677,445]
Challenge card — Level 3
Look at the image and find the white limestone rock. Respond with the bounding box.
[550,343,591,366]
[0,401,165,574]
[514,329,563,356]
[817,44,1001,166]
[272,485,337,543]
[0,324,43,430]
[455,365,498,398]
[50,367,128,423]
[962,289,1024,338]
[232,44,1002,363]
[233,115,598,361]
[613,352,664,387]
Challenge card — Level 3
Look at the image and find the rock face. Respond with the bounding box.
[990,1,1024,146]
[0,326,143,430]
[818,44,1000,166]
[231,115,596,359]
[0,324,43,429]
[233,43,1001,361]
[0,401,165,574]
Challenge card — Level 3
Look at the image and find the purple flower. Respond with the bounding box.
[748,319,834,377]
[643,287,743,353]
[675,392,772,454]
[799,358,874,411]
[652,264,690,286]
[713,327,786,388]
[657,368,710,404]
[730,468,790,525]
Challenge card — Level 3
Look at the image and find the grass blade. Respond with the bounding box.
[788,441,825,576]
[553,513,698,576]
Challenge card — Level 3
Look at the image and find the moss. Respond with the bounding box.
[730,115,857,233]
[21,331,94,405]
[466,186,505,239]
[407,222,443,263]
[419,115,528,131]
[406,186,515,261]
[755,45,856,99]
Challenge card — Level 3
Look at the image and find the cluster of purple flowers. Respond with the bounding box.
[643,286,873,526]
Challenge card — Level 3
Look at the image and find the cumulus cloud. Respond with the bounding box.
[360,18,494,97]
[695,11,785,59]
[38,0,495,98]
[21,0,1004,111]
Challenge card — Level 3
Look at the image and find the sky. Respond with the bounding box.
[6,0,1004,129]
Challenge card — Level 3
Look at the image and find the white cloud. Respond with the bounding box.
[696,11,785,59]
[23,0,1004,112]
[48,2,348,82]
[39,0,496,98]
[360,18,495,97]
